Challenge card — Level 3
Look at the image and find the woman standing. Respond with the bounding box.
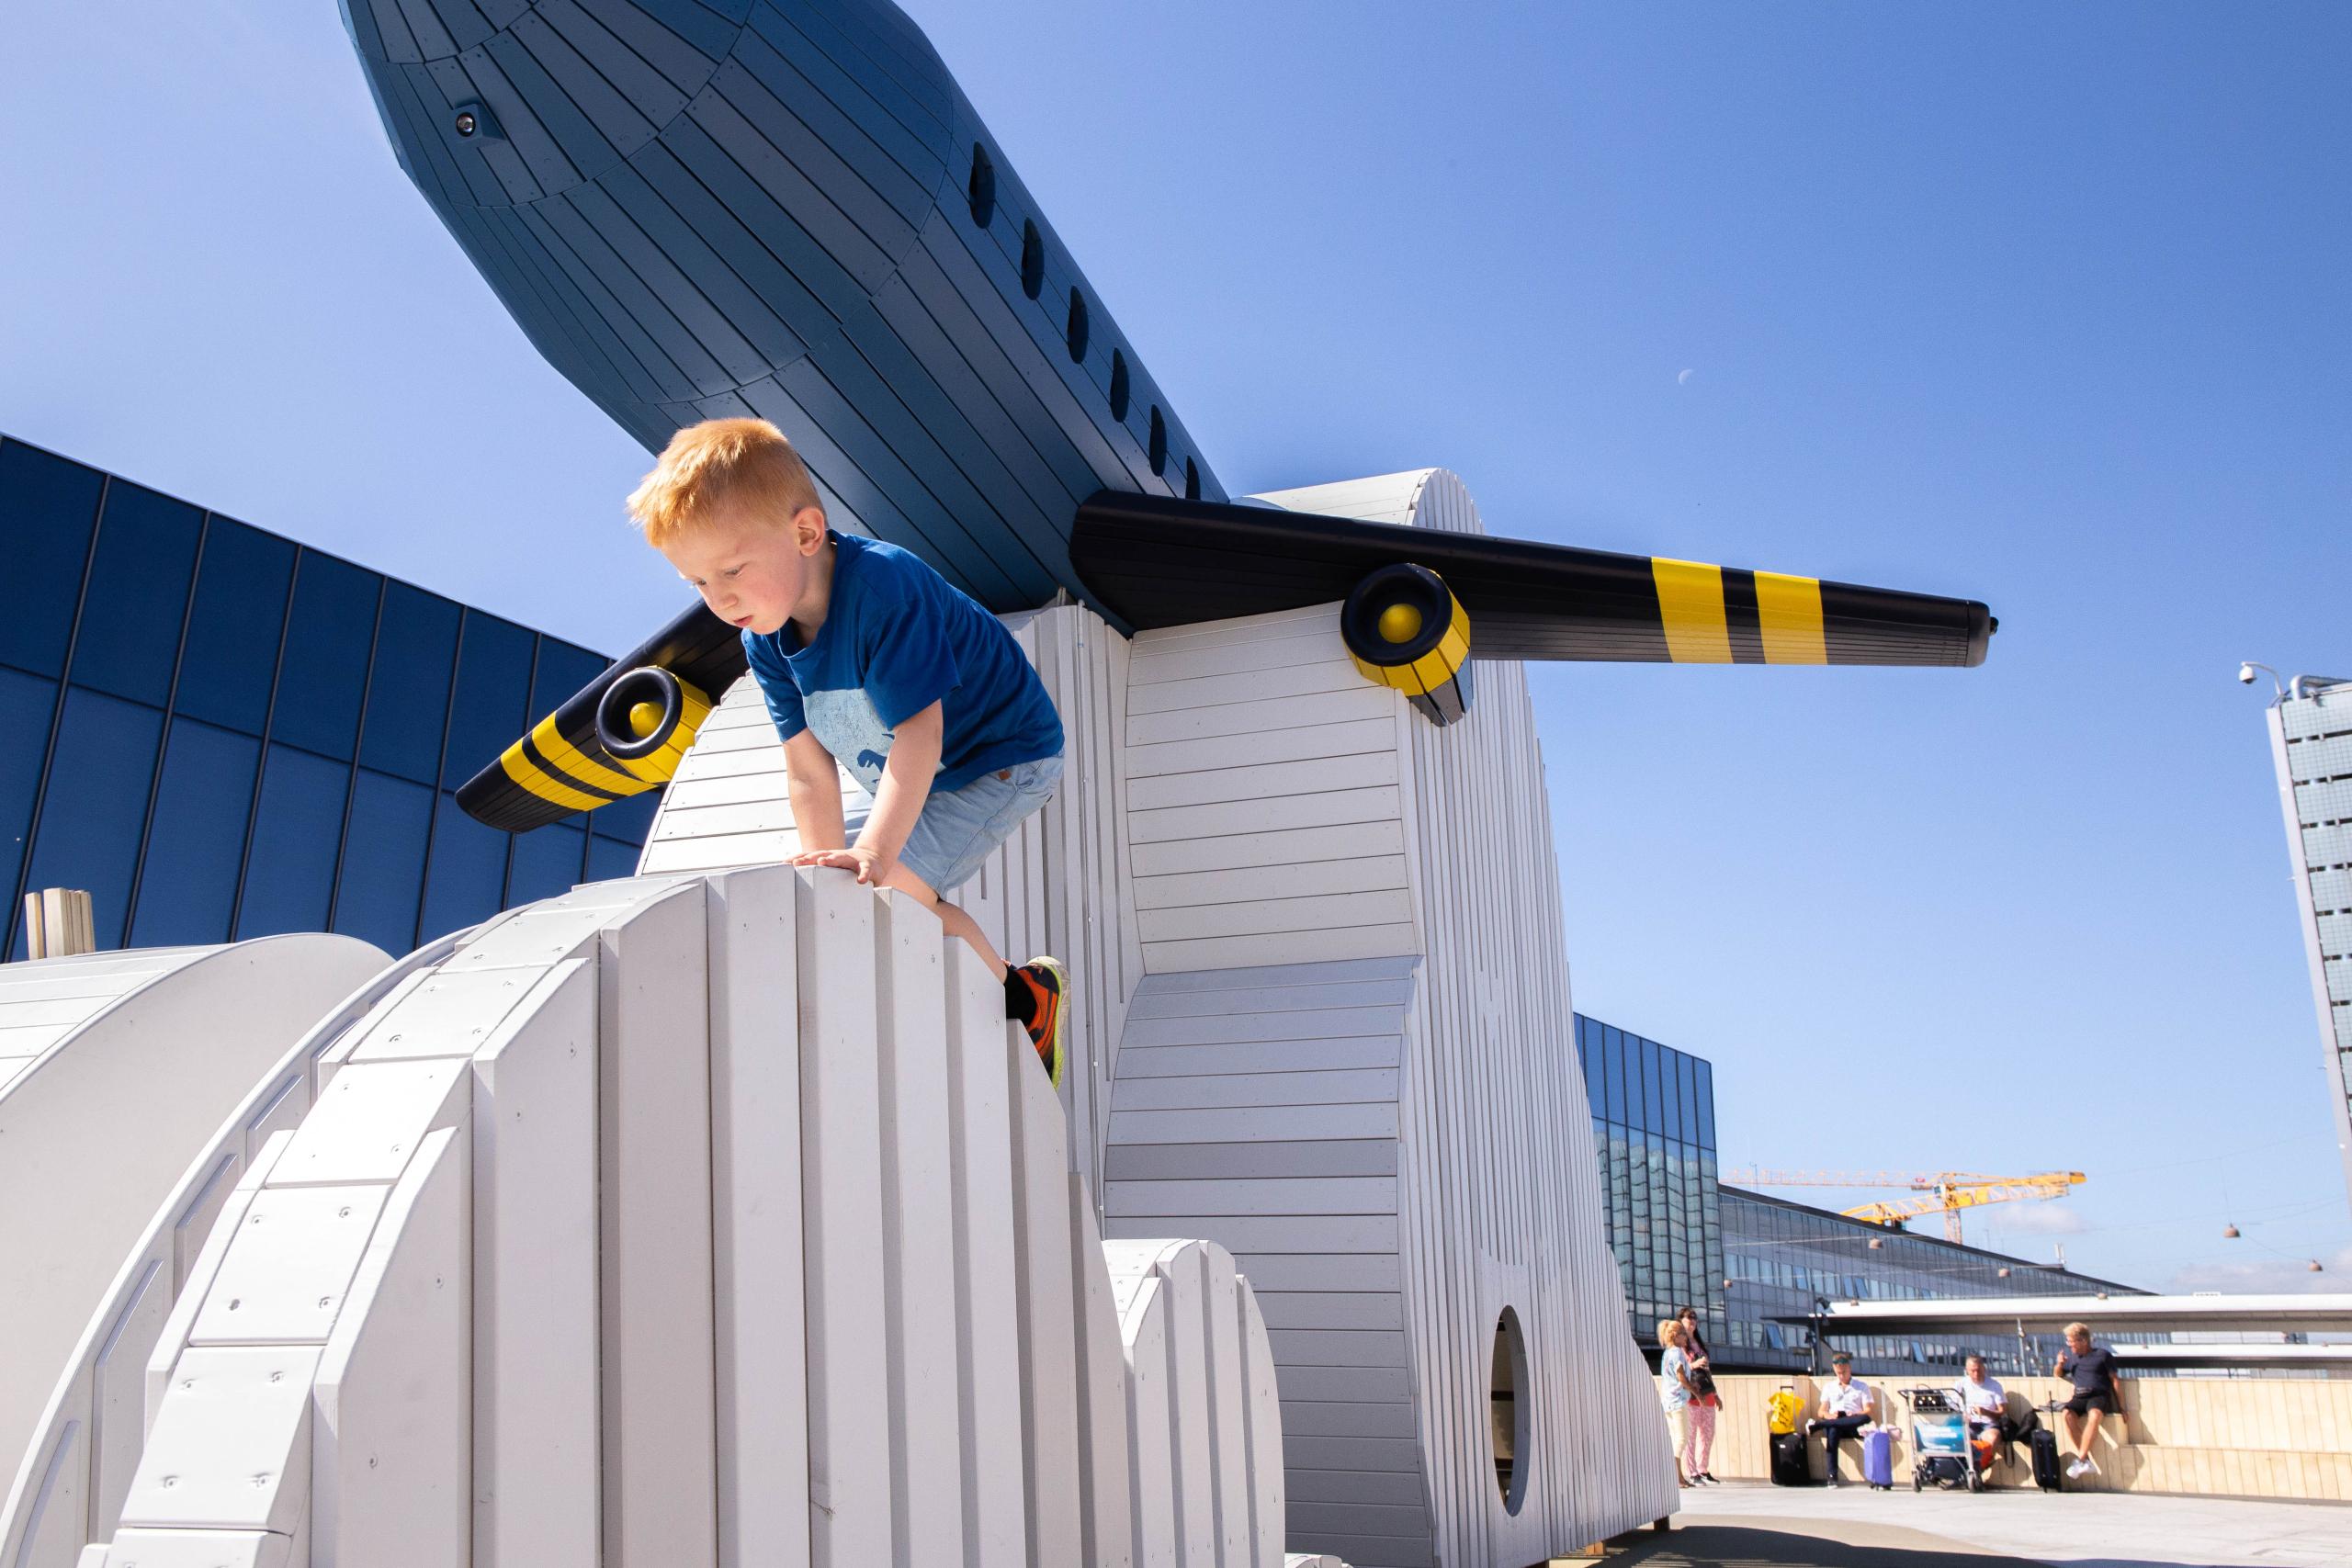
[1676,1304,1719,1483]
[1657,1319,1701,1486]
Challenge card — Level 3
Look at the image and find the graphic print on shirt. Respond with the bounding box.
[804,687,895,791]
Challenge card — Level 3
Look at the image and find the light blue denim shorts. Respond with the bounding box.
[899,754,1064,894]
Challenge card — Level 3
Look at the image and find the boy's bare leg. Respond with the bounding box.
[879,863,1009,979]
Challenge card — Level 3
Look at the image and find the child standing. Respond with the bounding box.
[627,418,1070,1081]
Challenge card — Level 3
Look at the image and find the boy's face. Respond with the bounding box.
[659,502,827,637]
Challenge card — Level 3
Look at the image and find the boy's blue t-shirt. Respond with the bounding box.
[743,531,1063,795]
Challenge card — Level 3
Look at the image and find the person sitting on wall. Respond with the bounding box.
[1955,1353,2010,1475]
[1808,1353,1875,1485]
[2054,1321,2121,1481]
[628,419,1072,1081]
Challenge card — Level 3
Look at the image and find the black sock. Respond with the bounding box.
[1003,967,1036,1024]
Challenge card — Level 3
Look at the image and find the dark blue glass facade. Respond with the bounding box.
[1,435,654,961]
[1573,1013,1725,1346]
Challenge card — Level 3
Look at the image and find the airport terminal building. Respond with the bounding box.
[1574,1011,2143,1377]
[0,435,650,962]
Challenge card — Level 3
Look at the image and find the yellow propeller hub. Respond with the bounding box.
[628,700,664,739]
[1377,602,1423,644]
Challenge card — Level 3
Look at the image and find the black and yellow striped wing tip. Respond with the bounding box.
[455,600,748,833]
[1070,491,1995,669]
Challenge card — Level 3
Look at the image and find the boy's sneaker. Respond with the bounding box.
[2065,1459,2088,1479]
[1008,957,1069,1087]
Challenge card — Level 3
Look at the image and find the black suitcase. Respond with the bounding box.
[2030,1427,2063,1491]
[1770,1429,1813,1487]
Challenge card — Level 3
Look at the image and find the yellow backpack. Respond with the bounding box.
[1767,1389,1803,1436]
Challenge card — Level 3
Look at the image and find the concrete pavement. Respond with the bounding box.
[1649,1480,2349,1568]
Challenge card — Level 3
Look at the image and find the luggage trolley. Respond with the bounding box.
[1901,1386,1991,1492]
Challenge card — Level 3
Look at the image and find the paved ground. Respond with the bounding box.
[1637,1482,2350,1568]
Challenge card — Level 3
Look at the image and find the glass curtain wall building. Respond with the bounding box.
[1720,1187,2145,1378]
[1573,1013,1725,1348]
[0,435,651,961]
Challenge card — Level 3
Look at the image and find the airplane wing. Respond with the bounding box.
[1070,491,1993,666]
[454,602,748,834]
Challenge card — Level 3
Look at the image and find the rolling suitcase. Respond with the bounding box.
[2030,1427,2064,1491]
[1770,1429,1812,1487]
[1862,1427,1894,1490]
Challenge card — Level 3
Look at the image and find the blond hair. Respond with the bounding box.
[2064,1321,2091,1340]
[1657,1319,1684,1348]
[626,418,821,548]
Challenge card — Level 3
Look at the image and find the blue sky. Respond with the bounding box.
[4,2,2347,1290]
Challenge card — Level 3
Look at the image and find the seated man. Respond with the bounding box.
[1955,1353,2007,1476]
[1808,1353,1875,1484]
[1955,1353,2006,1435]
[2054,1321,2121,1480]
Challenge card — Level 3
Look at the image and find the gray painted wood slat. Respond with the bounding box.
[695,58,911,292]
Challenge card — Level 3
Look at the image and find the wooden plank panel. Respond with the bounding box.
[1068,1177,1134,1568]
[943,940,1028,1568]
[1105,1179,1397,1218]
[1112,1070,1399,1113]
[1125,685,1396,750]
[1125,660,1363,719]
[313,1127,469,1568]
[1201,1248,1248,1566]
[470,960,601,1568]
[875,895,967,1564]
[796,870,894,1566]
[1007,1021,1081,1568]
[1127,786,1400,848]
[597,885,718,1568]
[1116,1275,1175,1567]
[1113,1038,1403,1080]
[1123,1007,1405,1050]
[1133,751,1401,818]
[1104,1216,1399,1255]
[1143,923,1421,976]
[1108,1142,1399,1182]
[1133,856,1409,914]
[1237,1286,1286,1568]
[1137,890,1416,946]
[704,868,810,1568]
[1107,1105,1400,1145]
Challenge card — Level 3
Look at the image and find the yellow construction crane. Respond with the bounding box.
[1724,1168,2087,1244]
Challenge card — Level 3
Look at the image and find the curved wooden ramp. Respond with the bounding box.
[0,936,392,1551]
[58,870,1300,1568]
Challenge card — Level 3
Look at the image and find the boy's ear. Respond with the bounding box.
[794,504,828,554]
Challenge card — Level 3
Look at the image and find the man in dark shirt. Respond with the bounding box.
[2053,1321,2120,1479]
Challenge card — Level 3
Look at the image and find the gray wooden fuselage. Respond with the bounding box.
[340,0,1218,617]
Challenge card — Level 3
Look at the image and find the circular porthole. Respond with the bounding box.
[967,144,995,227]
[1020,220,1044,299]
[1148,405,1167,476]
[1108,350,1130,421]
[1067,288,1089,363]
[1491,1308,1531,1515]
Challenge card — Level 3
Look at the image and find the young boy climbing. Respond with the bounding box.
[627,417,1070,1081]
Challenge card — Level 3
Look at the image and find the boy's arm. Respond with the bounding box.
[782,728,849,861]
[801,700,942,886]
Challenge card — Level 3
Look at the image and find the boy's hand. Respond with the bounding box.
[801,843,897,886]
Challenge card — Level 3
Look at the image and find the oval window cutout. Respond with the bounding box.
[1148,406,1167,476]
[1067,288,1089,364]
[1492,1308,1531,1515]
[967,144,995,227]
[1109,350,1130,421]
[1020,220,1044,299]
